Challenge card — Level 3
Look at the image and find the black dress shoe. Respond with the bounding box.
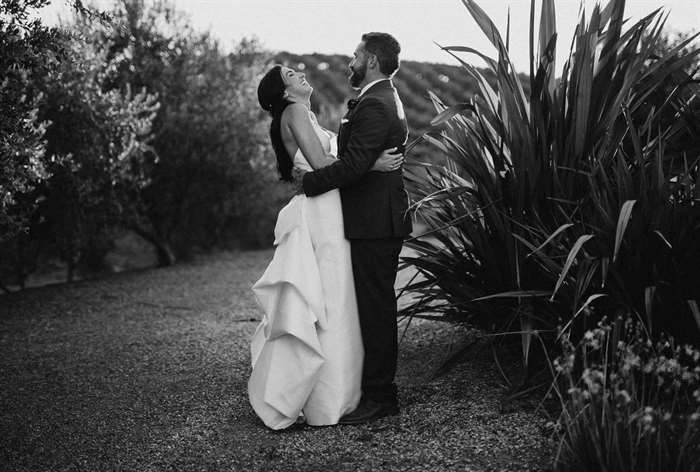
[338,399,399,425]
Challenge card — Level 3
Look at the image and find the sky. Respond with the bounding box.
[39,0,700,73]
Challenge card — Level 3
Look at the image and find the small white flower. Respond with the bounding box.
[617,389,631,404]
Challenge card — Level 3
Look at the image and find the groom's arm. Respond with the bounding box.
[302,98,389,197]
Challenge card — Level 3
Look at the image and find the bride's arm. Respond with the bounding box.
[309,122,404,173]
[285,105,403,173]
[314,125,403,173]
[283,104,335,170]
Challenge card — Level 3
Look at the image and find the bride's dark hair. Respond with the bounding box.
[257,65,294,182]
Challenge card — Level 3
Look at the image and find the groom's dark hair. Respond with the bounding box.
[361,32,400,76]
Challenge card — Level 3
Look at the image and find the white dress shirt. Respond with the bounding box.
[357,78,390,97]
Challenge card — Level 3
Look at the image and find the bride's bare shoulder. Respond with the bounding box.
[281,103,311,123]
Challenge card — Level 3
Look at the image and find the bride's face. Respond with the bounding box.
[280,66,312,99]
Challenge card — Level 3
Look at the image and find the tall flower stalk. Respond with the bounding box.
[548,317,700,471]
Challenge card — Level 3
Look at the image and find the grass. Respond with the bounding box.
[1,249,550,471]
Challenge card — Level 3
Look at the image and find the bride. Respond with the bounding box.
[249,65,403,430]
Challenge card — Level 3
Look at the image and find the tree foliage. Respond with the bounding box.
[0,0,57,244]
[1,0,283,288]
[82,0,275,264]
[1,0,158,287]
[37,37,158,279]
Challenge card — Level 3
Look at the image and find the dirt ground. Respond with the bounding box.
[0,250,550,471]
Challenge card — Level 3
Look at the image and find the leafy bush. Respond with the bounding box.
[37,37,158,280]
[549,317,700,471]
[401,0,700,367]
[1,0,156,287]
[79,1,276,263]
[0,0,57,245]
[1,0,301,288]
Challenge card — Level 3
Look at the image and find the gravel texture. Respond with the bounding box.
[0,250,550,471]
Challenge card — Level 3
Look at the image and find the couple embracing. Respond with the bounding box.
[248,32,412,430]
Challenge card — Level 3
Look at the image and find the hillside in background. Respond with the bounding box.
[274,52,487,156]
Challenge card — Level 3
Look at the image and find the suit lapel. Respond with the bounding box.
[337,80,393,157]
[338,105,357,158]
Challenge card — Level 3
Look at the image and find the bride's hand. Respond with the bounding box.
[372,147,404,172]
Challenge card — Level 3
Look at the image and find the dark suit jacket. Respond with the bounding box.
[302,79,413,239]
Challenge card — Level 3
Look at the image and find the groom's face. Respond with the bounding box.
[349,41,368,89]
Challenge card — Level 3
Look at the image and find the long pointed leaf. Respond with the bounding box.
[688,300,700,333]
[551,234,594,301]
[558,293,607,337]
[473,290,552,301]
[613,200,636,263]
[527,223,574,257]
[430,103,473,127]
[461,0,508,55]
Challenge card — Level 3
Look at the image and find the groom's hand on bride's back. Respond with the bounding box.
[372,147,405,173]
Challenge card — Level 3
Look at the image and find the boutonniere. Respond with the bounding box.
[347,98,360,110]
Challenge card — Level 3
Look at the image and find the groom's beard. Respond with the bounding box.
[349,62,367,89]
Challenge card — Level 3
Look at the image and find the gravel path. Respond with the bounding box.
[0,250,550,471]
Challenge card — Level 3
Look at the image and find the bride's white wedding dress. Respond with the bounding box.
[248,119,363,430]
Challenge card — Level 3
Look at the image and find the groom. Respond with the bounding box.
[300,32,412,424]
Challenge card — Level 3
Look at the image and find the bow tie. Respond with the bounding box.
[347,98,360,110]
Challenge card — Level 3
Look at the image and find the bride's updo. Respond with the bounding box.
[257,65,294,182]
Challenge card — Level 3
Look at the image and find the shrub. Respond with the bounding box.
[37,37,158,280]
[76,1,276,263]
[0,0,156,287]
[401,0,700,370]
[0,0,57,246]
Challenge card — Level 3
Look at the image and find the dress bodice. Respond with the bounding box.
[293,114,337,172]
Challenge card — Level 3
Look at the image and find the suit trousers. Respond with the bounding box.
[350,237,403,405]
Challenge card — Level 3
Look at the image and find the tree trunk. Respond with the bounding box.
[129,224,176,267]
[14,265,26,290]
[80,235,114,273]
[155,241,176,267]
[66,262,74,283]
[0,281,14,294]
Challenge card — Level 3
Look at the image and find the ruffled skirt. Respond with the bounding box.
[248,190,363,429]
